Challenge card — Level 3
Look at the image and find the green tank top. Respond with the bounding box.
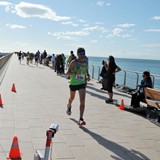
[70,60,88,85]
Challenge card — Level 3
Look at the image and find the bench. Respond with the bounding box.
[144,87,160,110]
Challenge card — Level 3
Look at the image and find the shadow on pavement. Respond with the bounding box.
[87,84,131,98]
[28,65,35,68]
[86,90,106,100]
[70,118,150,160]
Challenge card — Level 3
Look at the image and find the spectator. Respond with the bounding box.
[35,50,40,66]
[51,54,55,69]
[61,53,66,74]
[43,50,47,59]
[100,60,108,90]
[67,51,76,67]
[26,51,30,65]
[105,55,121,103]
[130,71,152,108]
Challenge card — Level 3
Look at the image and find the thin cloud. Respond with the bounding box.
[117,23,136,28]
[79,19,87,23]
[48,25,108,40]
[108,23,135,38]
[0,1,12,6]
[151,16,160,21]
[57,36,75,40]
[145,29,160,32]
[112,28,123,36]
[95,22,104,25]
[62,21,79,27]
[0,2,70,21]
[82,26,107,33]
[0,1,13,12]
[48,30,90,40]
[6,24,26,29]
[15,2,70,21]
[97,1,111,7]
[97,1,105,6]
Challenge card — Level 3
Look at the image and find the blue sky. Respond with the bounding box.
[0,0,160,59]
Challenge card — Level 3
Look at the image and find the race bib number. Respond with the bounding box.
[76,74,85,81]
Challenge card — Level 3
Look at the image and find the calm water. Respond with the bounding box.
[88,56,160,90]
[88,56,160,75]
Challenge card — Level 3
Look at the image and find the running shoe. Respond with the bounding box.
[66,105,72,116]
[105,99,113,103]
[78,119,86,126]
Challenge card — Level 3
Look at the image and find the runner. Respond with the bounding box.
[18,51,22,64]
[66,47,90,126]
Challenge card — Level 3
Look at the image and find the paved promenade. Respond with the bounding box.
[0,54,160,160]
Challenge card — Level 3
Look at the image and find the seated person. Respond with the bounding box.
[131,71,152,108]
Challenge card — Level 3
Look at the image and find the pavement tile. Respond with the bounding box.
[0,128,15,140]
[30,127,46,138]
[15,129,32,141]
[15,121,29,129]
[53,142,75,159]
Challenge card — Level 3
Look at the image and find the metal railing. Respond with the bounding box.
[90,65,101,81]
[0,53,13,70]
[89,64,160,90]
[0,53,13,84]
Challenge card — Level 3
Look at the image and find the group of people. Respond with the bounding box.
[52,53,66,75]
[17,50,66,74]
[99,57,153,107]
[17,48,153,126]
[17,50,48,66]
[65,48,153,126]
[66,48,121,125]
[99,56,121,103]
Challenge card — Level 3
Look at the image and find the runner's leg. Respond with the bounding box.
[68,90,76,107]
[78,88,86,119]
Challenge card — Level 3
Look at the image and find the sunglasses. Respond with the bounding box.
[79,51,85,55]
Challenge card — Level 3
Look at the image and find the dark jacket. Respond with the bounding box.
[139,78,152,94]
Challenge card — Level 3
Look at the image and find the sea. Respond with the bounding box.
[87,56,160,90]
[1,53,160,89]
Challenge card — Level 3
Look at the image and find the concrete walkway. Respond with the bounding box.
[0,54,160,160]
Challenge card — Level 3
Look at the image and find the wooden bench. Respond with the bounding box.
[144,87,160,110]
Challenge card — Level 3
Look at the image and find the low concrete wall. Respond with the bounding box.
[0,53,13,70]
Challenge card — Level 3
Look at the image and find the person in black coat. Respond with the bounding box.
[105,56,121,103]
[100,60,108,90]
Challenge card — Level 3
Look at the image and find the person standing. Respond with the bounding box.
[105,55,121,103]
[61,53,66,74]
[66,51,76,79]
[26,51,30,65]
[100,60,108,90]
[67,51,76,67]
[18,51,22,64]
[66,47,90,126]
[35,50,40,66]
[51,54,55,69]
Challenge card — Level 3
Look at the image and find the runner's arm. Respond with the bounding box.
[66,61,76,76]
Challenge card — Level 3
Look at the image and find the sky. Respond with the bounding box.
[0,0,160,59]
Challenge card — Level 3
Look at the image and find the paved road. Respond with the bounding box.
[0,55,160,160]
